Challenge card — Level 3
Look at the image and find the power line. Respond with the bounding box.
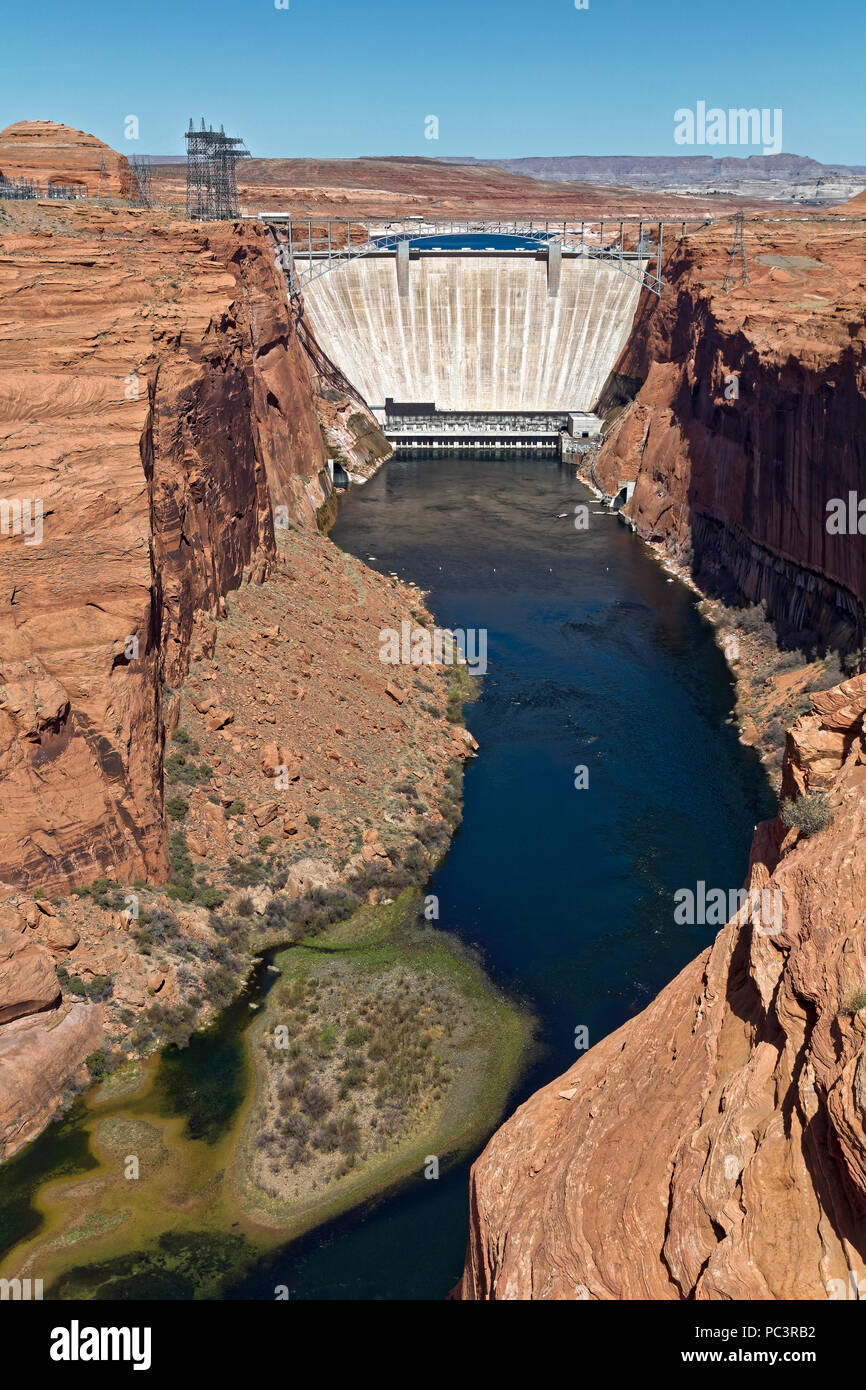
[723,211,749,292]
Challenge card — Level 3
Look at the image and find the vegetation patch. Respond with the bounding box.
[237,890,531,1230]
[780,791,832,837]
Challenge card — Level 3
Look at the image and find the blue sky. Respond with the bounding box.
[1,0,863,164]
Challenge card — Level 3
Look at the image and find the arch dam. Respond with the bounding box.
[259,216,713,452]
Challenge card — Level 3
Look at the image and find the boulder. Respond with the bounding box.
[285,858,338,898]
[0,926,61,1025]
[42,921,81,954]
[0,904,27,934]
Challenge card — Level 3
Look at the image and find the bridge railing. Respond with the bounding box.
[266,216,714,297]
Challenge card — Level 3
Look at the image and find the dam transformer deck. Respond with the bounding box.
[380,405,602,459]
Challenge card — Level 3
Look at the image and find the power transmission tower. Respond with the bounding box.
[128,155,154,208]
[95,152,108,201]
[184,118,249,221]
[723,211,749,292]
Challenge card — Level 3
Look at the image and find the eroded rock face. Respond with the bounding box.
[0,925,60,1024]
[593,213,866,642]
[459,680,866,1300]
[0,201,327,894]
[0,121,130,195]
[0,1003,103,1155]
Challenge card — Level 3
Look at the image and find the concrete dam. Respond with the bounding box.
[300,253,642,413]
[265,218,699,448]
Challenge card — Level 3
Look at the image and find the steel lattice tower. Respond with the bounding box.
[184,118,249,221]
[128,156,154,208]
[95,152,108,201]
[723,211,749,292]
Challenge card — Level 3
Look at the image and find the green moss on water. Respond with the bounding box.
[50,1230,253,1302]
[0,1099,97,1262]
[0,894,530,1298]
[235,890,532,1235]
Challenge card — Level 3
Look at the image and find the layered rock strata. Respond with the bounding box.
[593,209,866,644]
[0,201,327,895]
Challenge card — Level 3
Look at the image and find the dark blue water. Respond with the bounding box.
[227,452,774,1299]
[374,232,552,251]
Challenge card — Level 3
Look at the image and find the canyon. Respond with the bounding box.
[3,121,866,1303]
[0,135,470,1159]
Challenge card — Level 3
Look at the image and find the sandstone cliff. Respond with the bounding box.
[0,187,463,1161]
[0,121,130,196]
[0,201,327,895]
[459,675,866,1299]
[593,215,866,646]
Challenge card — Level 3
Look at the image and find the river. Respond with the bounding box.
[0,452,774,1299]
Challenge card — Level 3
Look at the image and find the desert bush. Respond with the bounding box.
[300,1083,332,1121]
[781,791,831,837]
[166,831,196,902]
[226,855,266,887]
[846,987,866,1015]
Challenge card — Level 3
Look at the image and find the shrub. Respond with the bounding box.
[166,831,196,902]
[166,795,189,822]
[847,987,866,1015]
[87,975,114,1002]
[197,885,225,909]
[781,791,831,837]
[224,799,246,819]
[446,690,464,723]
[300,1083,332,1121]
[165,753,212,787]
[226,855,266,887]
[172,728,198,751]
[85,1051,108,1081]
[764,719,786,751]
[75,877,122,909]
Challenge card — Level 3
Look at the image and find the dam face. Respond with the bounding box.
[300,254,644,413]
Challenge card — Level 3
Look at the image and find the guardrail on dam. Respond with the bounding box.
[264,217,710,419]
